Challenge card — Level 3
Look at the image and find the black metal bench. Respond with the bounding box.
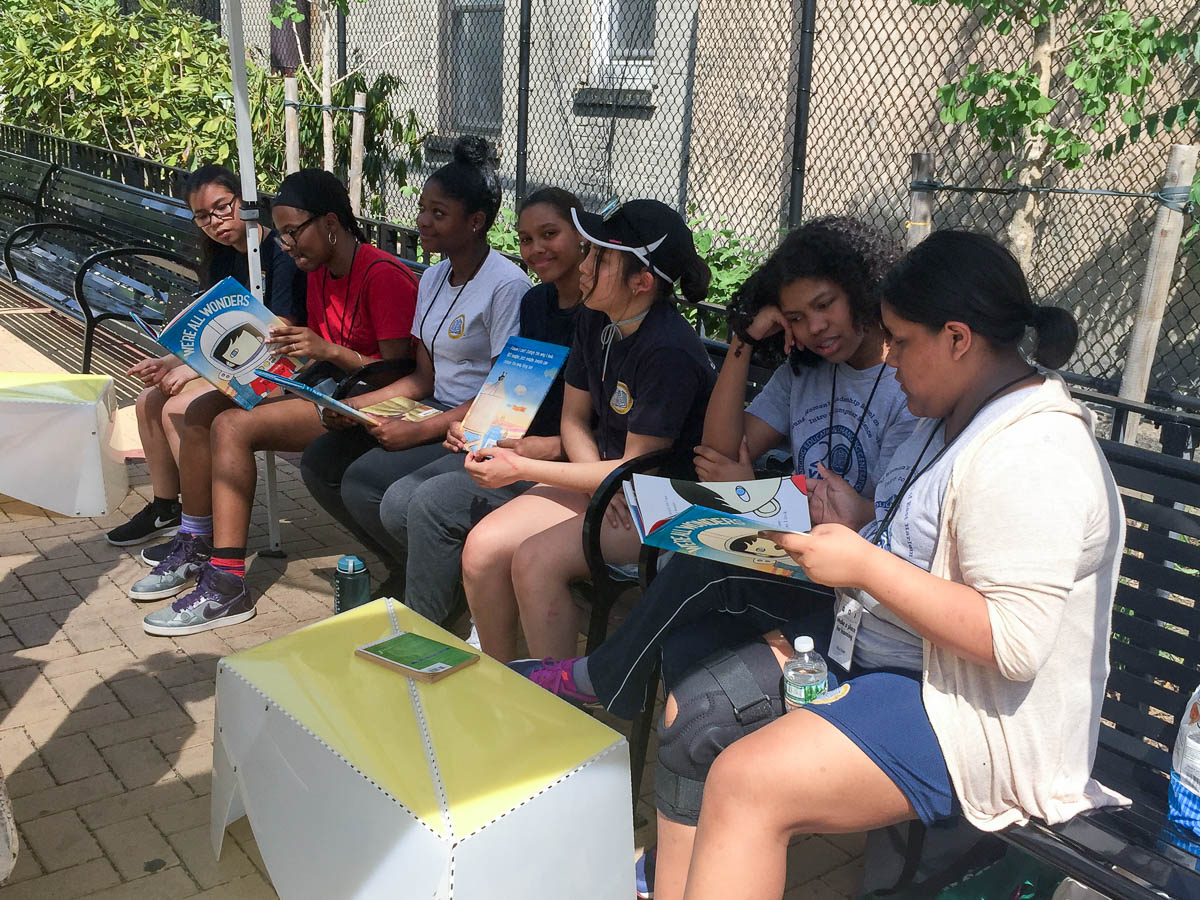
[0,151,56,244]
[3,166,201,372]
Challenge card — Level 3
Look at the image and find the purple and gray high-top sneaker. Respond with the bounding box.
[142,564,255,636]
[128,533,212,601]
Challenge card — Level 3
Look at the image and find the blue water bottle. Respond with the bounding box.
[333,555,371,614]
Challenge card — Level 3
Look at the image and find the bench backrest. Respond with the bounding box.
[0,150,54,207]
[1095,438,1200,806]
[42,168,200,263]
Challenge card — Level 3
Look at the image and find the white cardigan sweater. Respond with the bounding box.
[921,374,1129,831]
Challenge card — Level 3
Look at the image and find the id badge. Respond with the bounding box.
[828,595,863,671]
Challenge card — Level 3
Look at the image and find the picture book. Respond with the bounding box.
[459,336,569,452]
[355,632,479,683]
[154,277,304,410]
[357,395,442,423]
[251,369,379,427]
[624,474,812,580]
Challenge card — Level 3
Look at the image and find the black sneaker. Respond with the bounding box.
[105,501,182,547]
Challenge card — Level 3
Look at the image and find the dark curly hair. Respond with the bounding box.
[726,217,901,370]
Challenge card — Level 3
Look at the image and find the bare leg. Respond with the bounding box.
[512,512,641,659]
[210,397,326,549]
[178,390,241,516]
[161,383,217,469]
[135,387,178,499]
[683,712,916,900]
[462,486,587,662]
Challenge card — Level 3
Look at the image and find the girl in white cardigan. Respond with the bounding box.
[676,231,1127,900]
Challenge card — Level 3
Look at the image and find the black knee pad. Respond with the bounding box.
[655,641,785,825]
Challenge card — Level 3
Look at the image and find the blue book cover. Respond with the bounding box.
[155,277,304,410]
[641,507,810,580]
[459,336,569,451]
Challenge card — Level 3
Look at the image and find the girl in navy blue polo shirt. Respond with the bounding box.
[460,200,717,663]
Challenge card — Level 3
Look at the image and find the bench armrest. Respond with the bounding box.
[4,221,114,279]
[73,245,199,325]
[581,446,692,650]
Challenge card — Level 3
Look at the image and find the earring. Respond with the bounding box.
[328,231,337,246]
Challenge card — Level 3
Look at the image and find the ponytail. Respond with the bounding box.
[1031,305,1079,369]
[678,254,711,305]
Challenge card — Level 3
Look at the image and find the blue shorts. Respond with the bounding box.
[805,670,959,825]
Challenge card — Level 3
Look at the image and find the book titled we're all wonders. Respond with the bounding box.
[459,336,569,452]
[155,277,303,410]
[624,474,812,580]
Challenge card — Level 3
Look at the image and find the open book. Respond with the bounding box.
[459,336,569,452]
[624,474,811,579]
[155,277,304,410]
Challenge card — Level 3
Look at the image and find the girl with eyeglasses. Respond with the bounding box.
[106,165,307,549]
[132,169,417,637]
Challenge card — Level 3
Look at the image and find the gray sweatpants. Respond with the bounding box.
[379,459,531,625]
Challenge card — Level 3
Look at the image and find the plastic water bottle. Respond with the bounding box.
[333,555,371,614]
[783,636,828,711]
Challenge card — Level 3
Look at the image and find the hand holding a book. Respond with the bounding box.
[496,435,563,462]
[693,436,755,482]
[760,524,879,589]
[367,416,427,451]
[604,492,635,530]
[443,420,469,453]
[809,462,875,531]
[464,446,524,489]
[267,325,331,361]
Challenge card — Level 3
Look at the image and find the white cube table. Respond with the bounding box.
[211,598,633,899]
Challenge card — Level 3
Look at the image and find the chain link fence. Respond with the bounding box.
[217,0,1197,395]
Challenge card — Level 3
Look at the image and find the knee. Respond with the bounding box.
[461,520,511,584]
[135,386,163,422]
[655,654,780,825]
[210,410,249,452]
[378,482,412,543]
[510,534,550,594]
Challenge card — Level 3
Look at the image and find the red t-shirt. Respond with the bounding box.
[306,243,417,358]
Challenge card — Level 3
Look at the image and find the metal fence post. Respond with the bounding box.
[337,7,348,79]
[1118,143,1198,443]
[514,0,533,207]
[906,152,934,249]
[786,0,818,230]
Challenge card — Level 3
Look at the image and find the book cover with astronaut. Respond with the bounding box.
[459,336,569,452]
[156,277,303,410]
[625,474,811,579]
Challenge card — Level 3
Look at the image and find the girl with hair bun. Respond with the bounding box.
[669,231,1124,900]
[299,136,530,589]
[460,198,718,663]
[106,164,307,549]
[134,168,418,637]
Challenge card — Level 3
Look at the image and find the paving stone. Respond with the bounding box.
[784,835,852,887]
[148,796,211,836]
[150,724,212,757]
[18,571,76,601]
[0,727,39,772]
[59,562,119,583]
[9,613,65,648]
[101,738,173,791]
[13,771,124,822]
[0,535,35,556]
[0,857,121,899]
[24,702,131,745]
[6,764,56,798]
[40,646,140,680]
[1,594,88,621]
[166,683,215,724]
[62,617,123,653]
[191,871,277,900]
[48,669,117,710]
[39,734,108,784]
[76,778,195,830]
[0,638,77,671]
[75,540,129,564]
[81,865,199,900]
[20,810,102,871]
[167,742,212,795]
[20,521,97,541]
[154,660,217,690]
[88,709,192,749]
[167,824,255,890]
[818,856,866,896]
[110,674,179,717]
[0,666,52,706]
[93,814,180,881]
[15,553,94,576]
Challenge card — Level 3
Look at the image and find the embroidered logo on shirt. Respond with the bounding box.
[609,381,633,415]
[808,683,850,704]
[448,315,466,339]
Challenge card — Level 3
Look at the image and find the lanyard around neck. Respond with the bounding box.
[418,249,489,364]
[825,362,886,478]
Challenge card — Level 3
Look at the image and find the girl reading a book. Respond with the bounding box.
[298,136,530,593]
[664,232,1124,900]
[363,187,589,626]
[459,199,717,663]
[106,165,307,549]
[134,169,418,637]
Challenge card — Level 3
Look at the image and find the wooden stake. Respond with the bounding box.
[348,91,366,217]
[284,77,300,175]
[1118,143,1198,444]
[906,152,933,249]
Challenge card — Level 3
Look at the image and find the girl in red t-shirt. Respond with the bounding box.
[133,170,417,637]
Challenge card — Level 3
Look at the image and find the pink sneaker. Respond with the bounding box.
[508,657,598,707]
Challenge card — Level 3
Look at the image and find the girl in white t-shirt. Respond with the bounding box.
[299,136,528,586]
[675,232,1124,900]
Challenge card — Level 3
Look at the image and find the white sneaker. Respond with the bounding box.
[465,621,482,651]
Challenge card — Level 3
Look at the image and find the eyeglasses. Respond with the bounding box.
[191,197,237,228]
[275,215,320,250]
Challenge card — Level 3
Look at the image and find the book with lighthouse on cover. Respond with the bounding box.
[459,336,569,452]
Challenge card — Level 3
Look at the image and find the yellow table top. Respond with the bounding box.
[0,372,113,404]
[221,599,624,838]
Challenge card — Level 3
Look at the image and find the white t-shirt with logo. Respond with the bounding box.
[413,249,528,406]
[746,360,916,497]
[849,384,1041,671]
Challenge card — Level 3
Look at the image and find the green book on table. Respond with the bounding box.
[355,632,479,682]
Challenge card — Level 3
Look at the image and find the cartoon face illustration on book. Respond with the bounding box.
[693,525,790,563]
[199,312,273,383]
[669,475,806,518]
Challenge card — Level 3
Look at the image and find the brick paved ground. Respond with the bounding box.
[0,325,865,899]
